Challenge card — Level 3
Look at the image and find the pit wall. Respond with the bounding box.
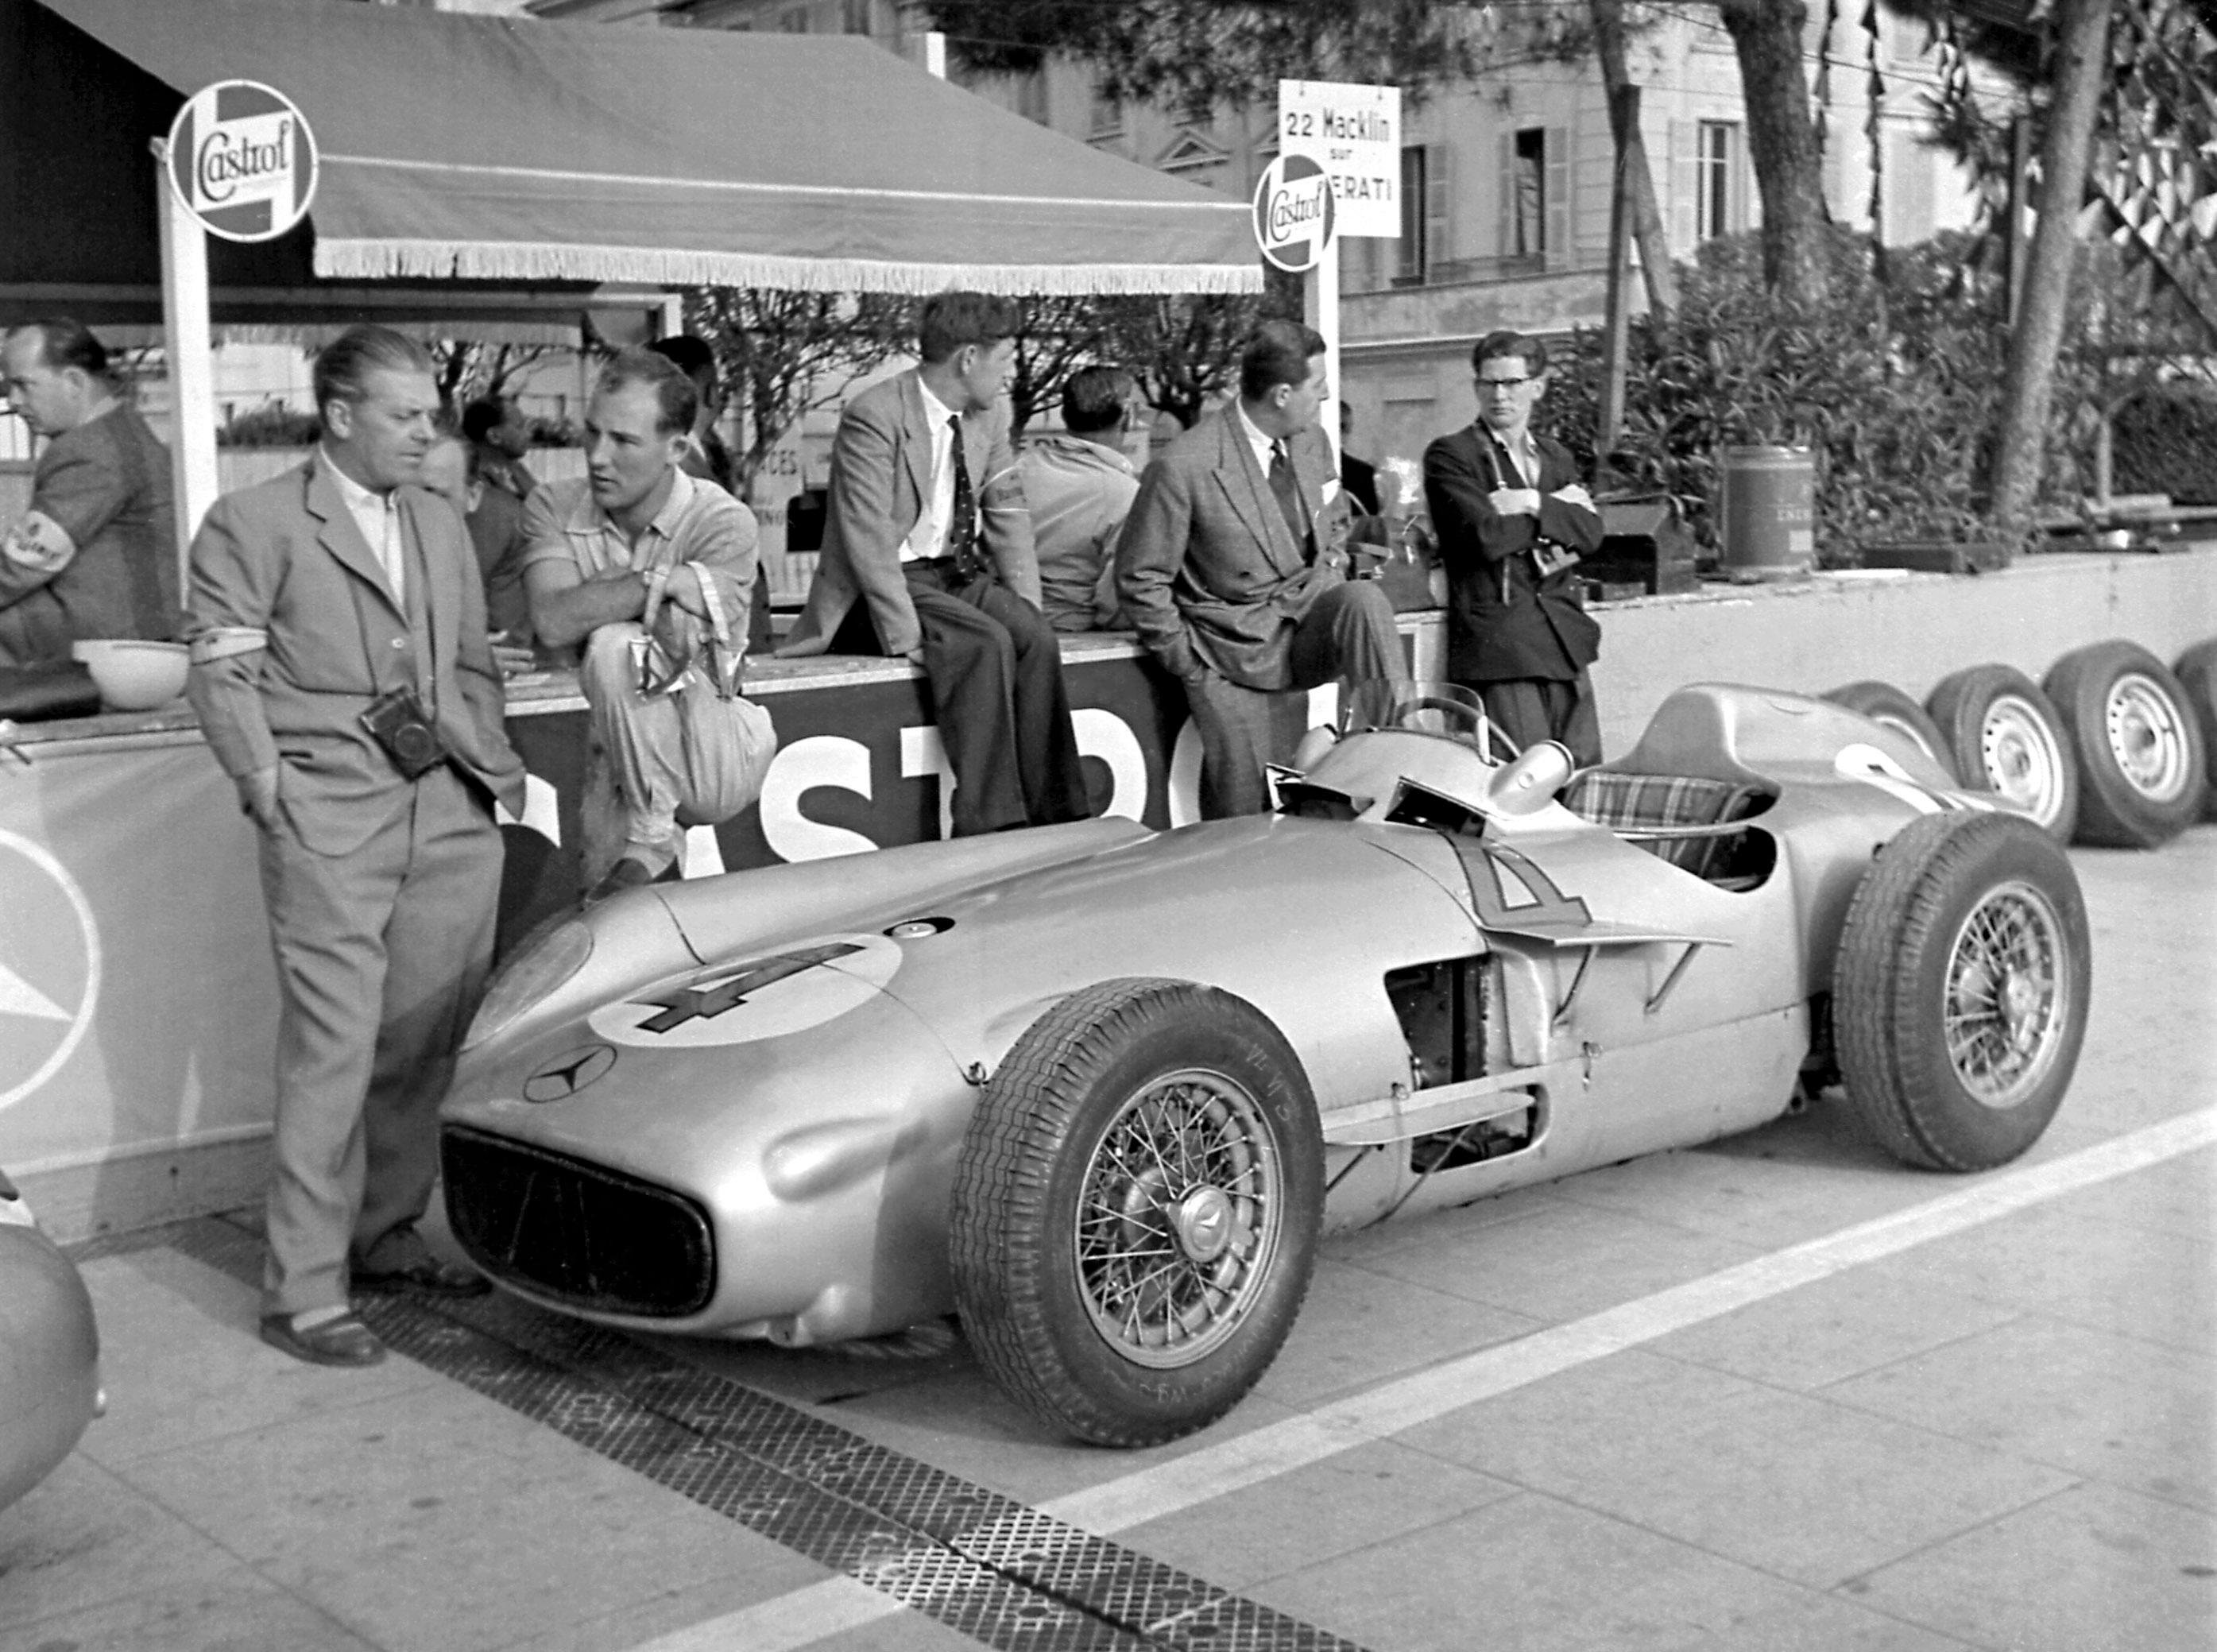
[2,547,2211,1244]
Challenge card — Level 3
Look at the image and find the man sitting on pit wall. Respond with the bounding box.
[778,291,1089,836]
[1020,365,1144,634]
[521,350,776,901]
[1116,320,1409,818]
[644,332,775,657]
[0,319,178,667]
[462,394,539,505]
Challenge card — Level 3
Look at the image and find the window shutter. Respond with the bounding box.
[1497,130,1515,258]
[1735,122,1757,231]
[1544,125,1572,269]
[1425,142,1453,276]
[1670,120,1698,250]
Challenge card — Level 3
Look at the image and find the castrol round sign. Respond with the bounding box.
[165,80,319,244]
[1252,153,1337,273]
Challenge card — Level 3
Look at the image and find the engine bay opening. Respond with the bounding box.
[1384,955,1490,1089]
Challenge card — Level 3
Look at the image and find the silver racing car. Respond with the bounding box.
[441,682,2090,1445]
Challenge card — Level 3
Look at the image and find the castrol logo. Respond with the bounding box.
[1252,154,1337,273]
[166,80,319,244]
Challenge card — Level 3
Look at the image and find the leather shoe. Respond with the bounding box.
[353,1253,493,1297]
[261,1310,387,1368]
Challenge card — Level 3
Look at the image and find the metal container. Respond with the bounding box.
[1718,445,1816,580]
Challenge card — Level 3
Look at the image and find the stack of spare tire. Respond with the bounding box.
[1823,637,2215,848]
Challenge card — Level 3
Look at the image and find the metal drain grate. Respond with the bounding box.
[168,1217,1368,1652]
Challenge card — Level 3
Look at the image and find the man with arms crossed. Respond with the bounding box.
[522,350,775,900]
[1117,320,1407,818]
[184,325,524,1368]
[780,292,1088,836]
[1422,331,1605,764]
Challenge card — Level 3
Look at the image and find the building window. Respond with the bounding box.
[1088,87,1125,143]
[1696,121,1737,241]
[1511,129,1545,257]
[1499,126,1569,268]
[1395,146,1430,284]
[1015,68,1049,126]
[842,0,870,33]
[780,6,808,33]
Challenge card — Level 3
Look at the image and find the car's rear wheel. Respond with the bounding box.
[951,978,1321,1447]
[1835,811,2089,1170]
[2045,640,2207,848]
[1822,680,1959,783]
[1926,665,2079,839]
[2173,639,2217,821]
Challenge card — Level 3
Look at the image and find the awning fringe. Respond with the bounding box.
[315,238,1265,297]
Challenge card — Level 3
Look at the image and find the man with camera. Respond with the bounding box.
[184,325,525,1368]
[1422,331,1605,765]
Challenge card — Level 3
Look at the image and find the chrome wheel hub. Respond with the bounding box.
[1945,880,2068,1109]
[1980,694,2066,825]
[2106,673,2189,801]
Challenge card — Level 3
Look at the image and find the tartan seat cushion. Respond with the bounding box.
[1560,771,1771,878]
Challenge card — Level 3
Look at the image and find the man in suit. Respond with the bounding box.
[0,319,178,666]
[184,325,525,1368]
[780,292,1087,836]
[1117,320,1408,818]
[1422,331,1605,764]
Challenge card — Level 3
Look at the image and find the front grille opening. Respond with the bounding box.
[442,1127,715,1317]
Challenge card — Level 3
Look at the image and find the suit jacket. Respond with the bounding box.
[183,460,526,857]
[779,369,1038,659]
[1422,424,1604,683]
[1115,409,1341,691]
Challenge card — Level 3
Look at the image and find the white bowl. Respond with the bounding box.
[70,640,189,711]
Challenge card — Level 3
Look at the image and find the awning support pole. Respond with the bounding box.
[152,139,220,575]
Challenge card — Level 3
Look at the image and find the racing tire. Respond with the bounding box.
[950,977,1323,1447]
[2044,640,2207,849]
[1835,811,2089,1171]
[2173,640,2217,820]
[1925,665,2079,840]
[1821,681,1960,783]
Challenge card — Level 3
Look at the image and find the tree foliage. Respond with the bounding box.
[686,289,912,492]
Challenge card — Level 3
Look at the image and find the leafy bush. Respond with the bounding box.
[1544,226,2097,563]
[217,401,317,448]
[2113,380,2217,505]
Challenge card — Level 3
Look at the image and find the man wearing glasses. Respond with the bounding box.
[1422,331,1605,764]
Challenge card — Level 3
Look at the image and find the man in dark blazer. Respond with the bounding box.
[184,326,525,1368]
[1423,330,1606,765]
[780,292,1086,835]
[1117,321,1407,818]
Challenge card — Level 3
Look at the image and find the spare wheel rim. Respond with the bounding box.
[2105,672,2191,801]
[1075,1067,1283,1369]
[1979,694,2066,825]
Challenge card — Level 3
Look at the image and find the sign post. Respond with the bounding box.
[1267,80,1402,470]
[156,80,319,563]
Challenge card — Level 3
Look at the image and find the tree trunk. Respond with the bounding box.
[1716,0,1831,307]
[1989,0,2114,534]
[1588,0,1677,322]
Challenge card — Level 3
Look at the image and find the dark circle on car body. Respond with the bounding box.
[885,916,955,939]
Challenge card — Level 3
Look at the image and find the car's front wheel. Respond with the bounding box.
[951,978,1322,1447]
[1835,811,2090,1171]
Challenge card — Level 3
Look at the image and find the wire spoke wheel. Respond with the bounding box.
[1941,880,2068,1110]
[1836,811,2089,1171]
[952,979,1321,1447]
[1075,1070,1283,1368]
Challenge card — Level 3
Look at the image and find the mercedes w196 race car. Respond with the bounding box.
[441,681,2091,1445]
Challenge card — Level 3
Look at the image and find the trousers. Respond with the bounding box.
[579,621,778,856]
[257,763,501,1316]
[1471,671,1603,768]
[893,563,1089,835]
[1186,580,1407,818]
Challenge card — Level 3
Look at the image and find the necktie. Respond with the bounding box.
[946,416,981,578]
[1267,439,1307,551]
